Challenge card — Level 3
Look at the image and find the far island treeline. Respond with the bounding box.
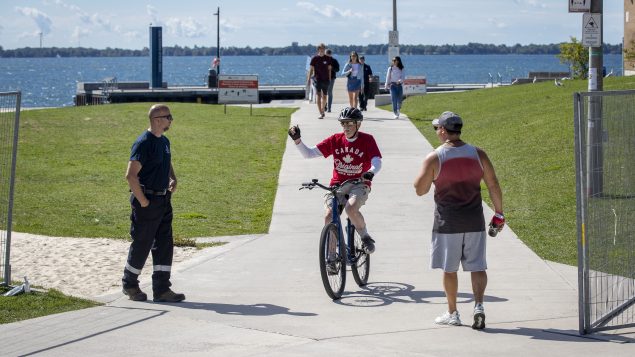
[0,42,622,58]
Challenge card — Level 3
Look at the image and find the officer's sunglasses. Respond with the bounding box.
[153,114,173,121]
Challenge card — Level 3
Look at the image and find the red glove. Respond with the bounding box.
[490,212,505,230]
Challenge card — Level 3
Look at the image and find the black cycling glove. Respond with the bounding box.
[288,125,301,140]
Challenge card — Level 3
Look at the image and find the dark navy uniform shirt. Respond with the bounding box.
[130,130,171,191]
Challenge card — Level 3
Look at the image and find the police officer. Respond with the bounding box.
[122,104,185,303]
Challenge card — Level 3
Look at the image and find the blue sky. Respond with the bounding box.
[0,0,625,49]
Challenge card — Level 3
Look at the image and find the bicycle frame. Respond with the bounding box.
[301,178,367,265]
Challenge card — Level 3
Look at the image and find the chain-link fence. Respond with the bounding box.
[574,90,635,334]
[0,92,21,287]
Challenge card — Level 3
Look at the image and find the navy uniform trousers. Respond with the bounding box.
[122,193,173,295]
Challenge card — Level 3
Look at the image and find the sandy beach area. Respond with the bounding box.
[8,232,200,299]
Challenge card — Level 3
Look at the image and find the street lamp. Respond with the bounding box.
[213,7,220,74]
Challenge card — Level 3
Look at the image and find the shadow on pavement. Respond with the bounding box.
[484,327,635,344]
[169,302,317,317]
[336,282,508,307]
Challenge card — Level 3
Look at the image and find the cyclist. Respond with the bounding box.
[288,107,382,256]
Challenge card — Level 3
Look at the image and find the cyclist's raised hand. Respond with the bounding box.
[288,125,301,140]
[362,171,374,181]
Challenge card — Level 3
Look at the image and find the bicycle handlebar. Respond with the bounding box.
[299,178,364,193]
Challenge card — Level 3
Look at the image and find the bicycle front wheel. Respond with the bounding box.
[351,231,370,286]
[319,223,346,299]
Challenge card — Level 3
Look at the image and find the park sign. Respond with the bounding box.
[403,76,427,96]
[582,13,602,47]
[569,0,591,13]
[218,75,259,104]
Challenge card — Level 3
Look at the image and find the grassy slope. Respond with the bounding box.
[14,103,294,239]
[400,76,635,265]
[0,286,100,324]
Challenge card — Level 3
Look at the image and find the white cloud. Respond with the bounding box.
[72,26,91,41]
[90,14,118,32]
[123,31,141,41]
[515,0,547,9]
[362,30,374,38]
[296,2,362,19]
[147,5,161,26]
[15,7,53,35]
[220,18,239,33]
[166,17,206,38]
[488,18,507,29]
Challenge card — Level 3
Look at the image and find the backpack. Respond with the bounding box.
[332,59,340,75]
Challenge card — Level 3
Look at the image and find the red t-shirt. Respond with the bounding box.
[316,132,382,186]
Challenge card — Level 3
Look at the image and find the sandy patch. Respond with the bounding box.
[8,232,198,299]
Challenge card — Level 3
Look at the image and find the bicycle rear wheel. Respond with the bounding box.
[319,223,346,299]
[351,231,370,286]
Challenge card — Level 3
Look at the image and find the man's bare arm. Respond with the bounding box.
[414,151,439,196]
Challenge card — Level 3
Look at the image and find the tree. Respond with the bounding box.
[557,37,588,79]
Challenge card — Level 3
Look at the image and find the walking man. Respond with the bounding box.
[359,55,373,111]
[325,49,340,113]
[122,104,186,303]
[308,43,332,119]
[413,111,504,329]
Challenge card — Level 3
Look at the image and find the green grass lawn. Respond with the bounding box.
[0,285,100,324]
[397,76,635,265]
[14,103,295,239]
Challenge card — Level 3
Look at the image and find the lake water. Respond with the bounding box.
[0,54,623,108]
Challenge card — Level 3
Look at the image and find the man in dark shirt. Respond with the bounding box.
[359,55,373,111]
[325,49,340,113]
[122,104,185,303]
[309,43,332,119]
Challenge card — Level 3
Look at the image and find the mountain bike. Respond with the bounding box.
[300,178,371,300]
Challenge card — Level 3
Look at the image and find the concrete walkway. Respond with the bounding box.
[1,99,633,356]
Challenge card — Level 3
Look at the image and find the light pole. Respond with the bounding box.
[214,7,220,74]
[587,0,603,196]
[393,0,397,31]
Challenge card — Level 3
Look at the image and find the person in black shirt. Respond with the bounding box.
[325,49,340,113]
[122,104,185,303]
[359,55,373,111]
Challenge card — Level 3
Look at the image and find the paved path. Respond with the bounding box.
[1,100,633,356]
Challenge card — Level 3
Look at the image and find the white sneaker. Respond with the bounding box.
[435,311,461,326]
[394,114,399,119]
[472,303,485,330]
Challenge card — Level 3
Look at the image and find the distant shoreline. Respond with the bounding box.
[0,42,623,58]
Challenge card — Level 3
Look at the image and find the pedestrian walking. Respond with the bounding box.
[413,111,505,329]
[325,49,340,113]
[308,43,332,119]
[342,51,364,109]
[385,56,405,119]
[359,55,373,111]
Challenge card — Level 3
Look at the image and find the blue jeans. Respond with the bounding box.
[390,83,403,115]
[326,78,336,111]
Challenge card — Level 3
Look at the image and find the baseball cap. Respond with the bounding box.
[359,55,365,59]
[432,111,463,132]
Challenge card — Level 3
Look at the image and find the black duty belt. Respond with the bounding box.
[142,188,168,196]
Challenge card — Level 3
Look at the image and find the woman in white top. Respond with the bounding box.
[342,51,364,108]
[384,56,405,119]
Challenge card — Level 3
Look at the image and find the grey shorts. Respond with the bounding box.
[430,231,487,272]
[324,181,370,211]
